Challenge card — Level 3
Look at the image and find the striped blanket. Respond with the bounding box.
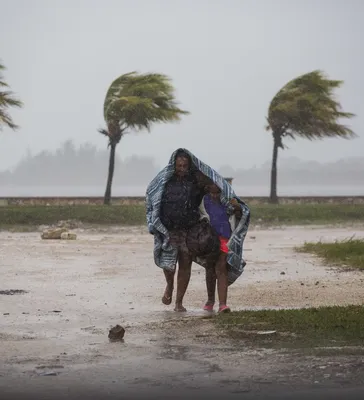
[145,148,251,286]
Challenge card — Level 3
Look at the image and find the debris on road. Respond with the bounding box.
[108,325,125,342]
[41,228,68,240]
[61,232,77,240]
[257,330,277,335]
[41,227,77,240]
[38,371,58,376]
[0,289,28,295]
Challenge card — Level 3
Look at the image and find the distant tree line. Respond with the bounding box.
[0,140,362,188]
[0,140,160,187]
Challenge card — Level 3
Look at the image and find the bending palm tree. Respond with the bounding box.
[0,61,23,131]
[266,70,356,203]
[99,71,189,205]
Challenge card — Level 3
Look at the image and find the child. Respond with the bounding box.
[199,183,242,313]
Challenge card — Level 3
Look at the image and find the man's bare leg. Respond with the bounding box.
[162,269,175,305]
[174,251,192,312]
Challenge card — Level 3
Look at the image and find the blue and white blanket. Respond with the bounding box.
[145,148,251,286]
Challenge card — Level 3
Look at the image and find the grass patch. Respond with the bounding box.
[0,203,363,227]
[213,305,364,348]
[0,205,146,227]
[253,203,364,225]
[296,237,364,270]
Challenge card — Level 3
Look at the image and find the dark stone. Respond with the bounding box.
[108,324,125,341]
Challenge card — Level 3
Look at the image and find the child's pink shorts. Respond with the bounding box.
[219,237,229,253]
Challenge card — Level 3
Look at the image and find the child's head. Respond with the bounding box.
[206,183,221,200]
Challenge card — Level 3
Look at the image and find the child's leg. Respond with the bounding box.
[204,267,216,310]
[215,252,230,312]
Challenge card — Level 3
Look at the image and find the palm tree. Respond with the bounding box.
[99,71,189,205]
[266,70,356,203]
[0,61,23,131]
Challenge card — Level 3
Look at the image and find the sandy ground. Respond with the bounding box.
[1,225,364,399]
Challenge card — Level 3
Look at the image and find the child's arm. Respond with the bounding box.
[199,196,210,222]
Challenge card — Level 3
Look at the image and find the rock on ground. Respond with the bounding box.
[41,227,68,240]
[60,232,77,240]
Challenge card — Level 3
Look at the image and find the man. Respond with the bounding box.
[158,150,207,311]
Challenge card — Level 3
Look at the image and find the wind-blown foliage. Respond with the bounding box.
[0,61,23,131]
[266,70,356,203]
[100,71,189,204]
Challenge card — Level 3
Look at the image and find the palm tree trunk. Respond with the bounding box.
[104,143,116,205]
[269,137,279,204]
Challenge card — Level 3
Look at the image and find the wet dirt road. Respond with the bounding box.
[1,225,364,399]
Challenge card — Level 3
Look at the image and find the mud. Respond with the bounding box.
[1,225,364,398]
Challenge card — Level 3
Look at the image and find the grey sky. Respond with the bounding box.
[1,0,363,171]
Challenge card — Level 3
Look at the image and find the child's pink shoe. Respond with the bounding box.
[203,303,214,312]
[218,305,231,313]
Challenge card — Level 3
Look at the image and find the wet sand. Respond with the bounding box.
[1,225,364,399]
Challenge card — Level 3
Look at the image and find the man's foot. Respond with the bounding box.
[218,304,231,313]
[174,303,187,312]
[162,285,173,305]
[203,301,214,312]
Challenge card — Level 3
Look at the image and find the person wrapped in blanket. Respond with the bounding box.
[198,182,242,313]
[159,150,216,312]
